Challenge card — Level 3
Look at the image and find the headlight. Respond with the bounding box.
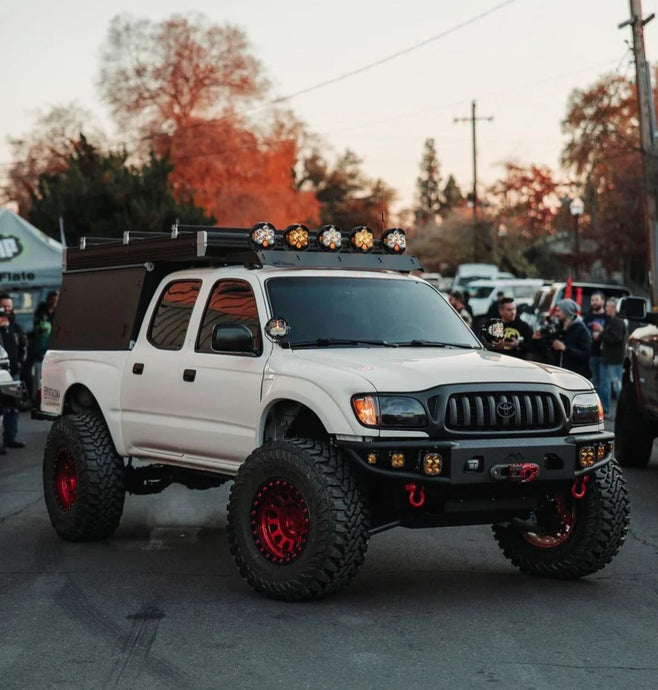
[572,392,603,425]
[352,395,427,428]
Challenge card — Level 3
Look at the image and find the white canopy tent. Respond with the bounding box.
[0,208,63,289]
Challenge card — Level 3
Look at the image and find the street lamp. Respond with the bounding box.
[569,197,584,278]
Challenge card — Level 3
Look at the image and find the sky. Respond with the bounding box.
[1,0,657,215]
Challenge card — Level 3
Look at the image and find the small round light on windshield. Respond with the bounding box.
[284,224,309,250]
[318,225,343,251]
[265,317,289,339]
[350,226,374,253]
[250,222,276,248]
[381,228,406,254]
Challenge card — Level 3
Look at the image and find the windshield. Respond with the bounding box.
[266,276,481,348]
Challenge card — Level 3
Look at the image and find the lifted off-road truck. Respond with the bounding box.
[37,223,629,601]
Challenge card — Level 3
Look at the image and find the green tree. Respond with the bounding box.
[2,103,105,217]
[441,174,465,216]
[28,135,213,246]
[414,138,442,226]
[300,149,396,230]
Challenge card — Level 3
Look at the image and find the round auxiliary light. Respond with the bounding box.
[317,224,343,252]
[284,224,309,250]
[350,225,374,253]
[250,222,276,249]
[381,227,406,254]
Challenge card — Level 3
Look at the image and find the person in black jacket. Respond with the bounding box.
[0,294,27,452]
[599,297,626,416]
[534,298,592,377]
[488,297,535,359]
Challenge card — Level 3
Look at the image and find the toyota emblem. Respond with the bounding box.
[497,401,515,418]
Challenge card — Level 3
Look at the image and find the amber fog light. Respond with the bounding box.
[423,453,443,476]
[579,446,595,468]
[391,452,405,469]
[367,452,378,465]
[597,443,606,460]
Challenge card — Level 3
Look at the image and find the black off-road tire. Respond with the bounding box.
[43,413,126,541]
[614,380,655,468]
[492,460,630,579]
[227,439,370,601]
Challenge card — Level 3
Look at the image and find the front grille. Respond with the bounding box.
[443,392,562,431]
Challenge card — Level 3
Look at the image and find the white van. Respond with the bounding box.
[451,263,499,291]
[466,278,545,318]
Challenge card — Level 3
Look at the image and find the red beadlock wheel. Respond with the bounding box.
[54,446,77,510]
[251,479,309,563]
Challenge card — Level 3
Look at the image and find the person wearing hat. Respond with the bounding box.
[537,298,592,377]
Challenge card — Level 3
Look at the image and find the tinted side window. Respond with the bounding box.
[149,280,202,350]
[196,280,262,354]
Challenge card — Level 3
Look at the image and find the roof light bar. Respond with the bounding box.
[250,222,276,249]
[381,228,406,254]
[284,224,310,251]
[350,226,374,253]
[317,225,343,252]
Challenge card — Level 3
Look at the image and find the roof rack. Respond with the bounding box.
[64,223,422,273]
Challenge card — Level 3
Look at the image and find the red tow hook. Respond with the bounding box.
[405,483,426,508]
[571,475,590,499]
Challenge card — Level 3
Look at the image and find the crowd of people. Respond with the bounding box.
[449,287,626,418]
[0,290,58,454]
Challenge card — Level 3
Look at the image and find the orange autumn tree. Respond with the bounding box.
[98,13,318,226]
[561,72,652,285]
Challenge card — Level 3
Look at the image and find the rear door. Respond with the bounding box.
[120,278,202,457]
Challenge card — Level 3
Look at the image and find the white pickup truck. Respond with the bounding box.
[36,223,629,601]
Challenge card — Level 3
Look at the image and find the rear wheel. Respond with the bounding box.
[43,414,126,541]
[227,439,370,601]
[492,460,629,579]
[615,380,655,468]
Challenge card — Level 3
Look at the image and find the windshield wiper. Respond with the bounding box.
[287,338,399,349]
[396,339,478,349]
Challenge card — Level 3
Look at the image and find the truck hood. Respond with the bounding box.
[285,347,591,393]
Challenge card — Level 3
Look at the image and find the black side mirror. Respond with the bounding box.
[211,322,255,352]
[480,318,504,345]
[617,296,647,320]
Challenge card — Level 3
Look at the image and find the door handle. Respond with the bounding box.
[183,369,196,382]
[133,363,144,375]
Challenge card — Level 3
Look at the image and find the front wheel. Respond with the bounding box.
[43,413,126,541]
[227,439,370,601]
[492,460,630,579]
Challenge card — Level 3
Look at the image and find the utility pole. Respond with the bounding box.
[620,0,658,306]
[454,100,493,260]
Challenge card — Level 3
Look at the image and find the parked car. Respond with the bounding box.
[451,263,500,291]
[521,281,632,331]
[466,278,546,318]
[614,296,658,468]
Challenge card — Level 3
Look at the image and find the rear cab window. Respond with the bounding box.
[148,280,202,350]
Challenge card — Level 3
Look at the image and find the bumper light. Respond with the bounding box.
[391,452,405,469]
[423,453,442,475]
[579,446,595,468]
[597,443,606,460]
[367,452,378,465]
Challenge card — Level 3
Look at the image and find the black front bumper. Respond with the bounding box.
[339,431,614,487]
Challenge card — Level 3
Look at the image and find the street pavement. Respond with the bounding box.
[1,407,658,690]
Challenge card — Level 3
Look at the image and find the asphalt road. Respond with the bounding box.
[1,411,658,690]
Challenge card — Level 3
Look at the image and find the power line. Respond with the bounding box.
[259,0,521,108]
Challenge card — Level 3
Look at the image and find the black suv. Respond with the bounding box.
[615,297,658,467]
